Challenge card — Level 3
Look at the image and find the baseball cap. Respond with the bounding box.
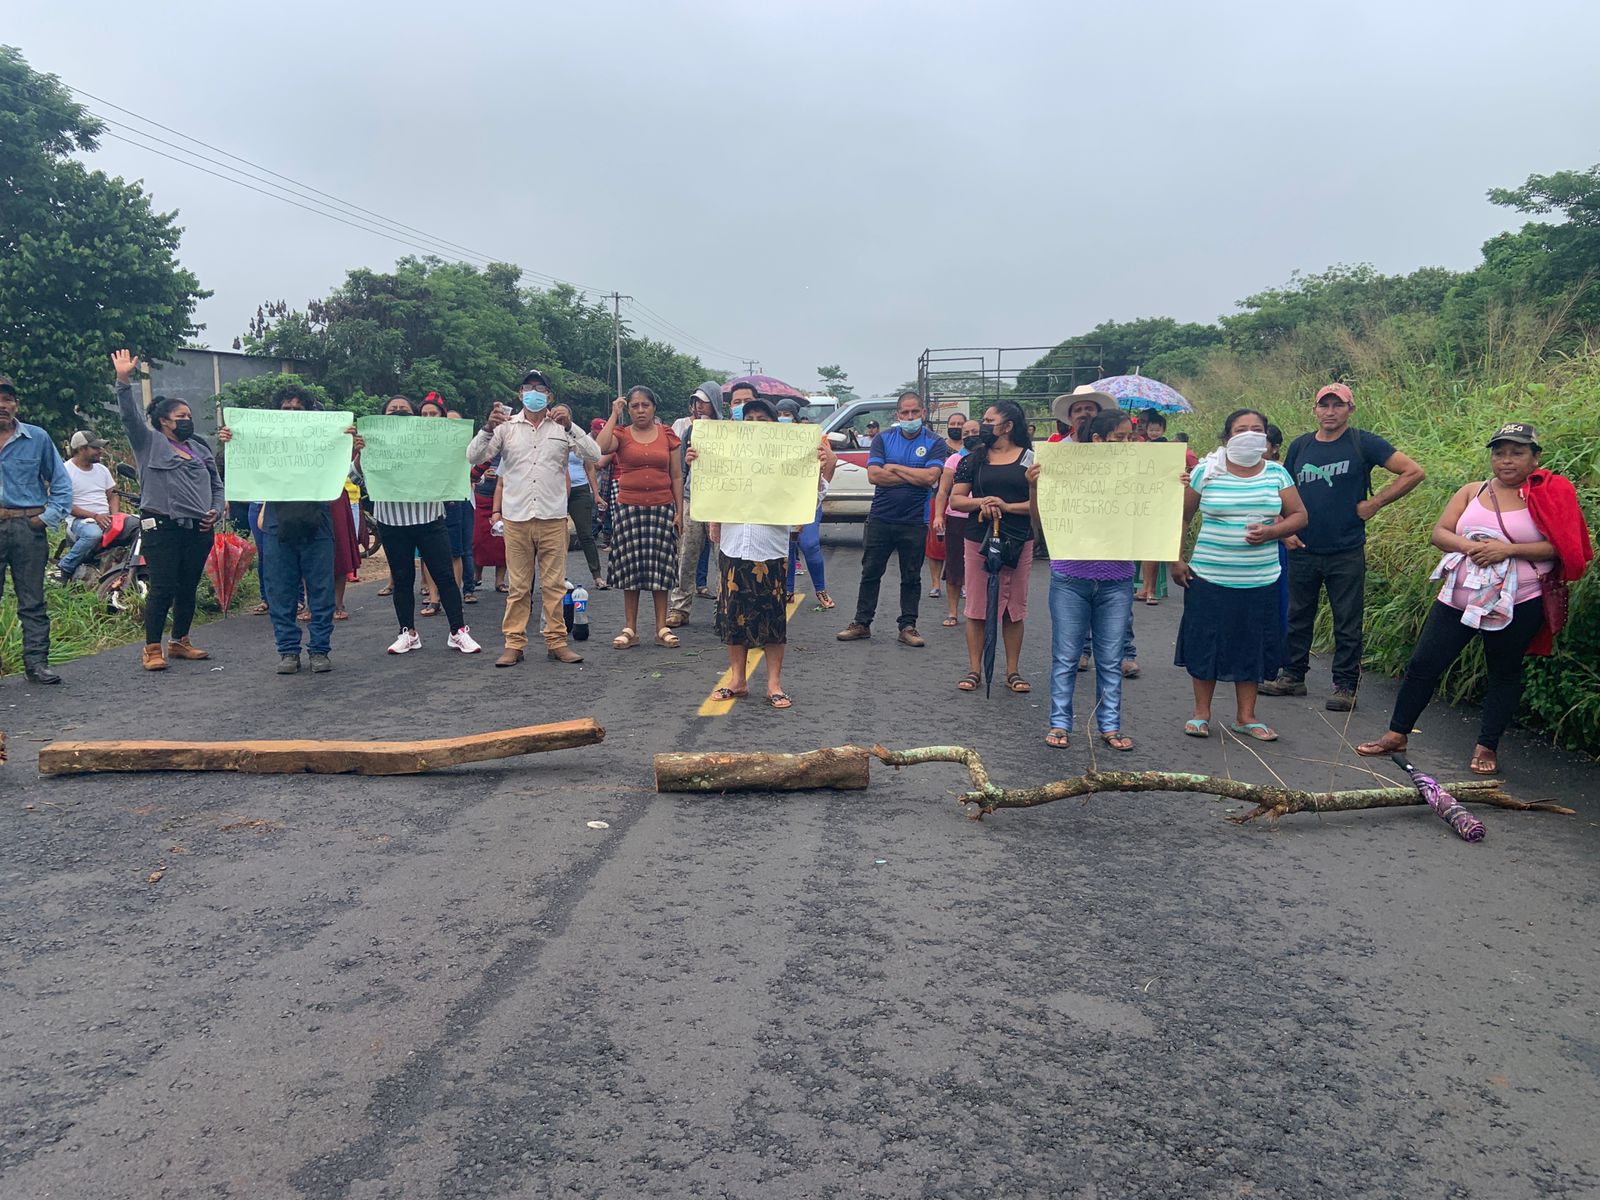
[1487,421,1539,448]
[0,374,16,395]
[589,417,606,433]
[1316,383,1354,405]
[519,369,552,389]
[69,430,106,450]
[741,396,779,420]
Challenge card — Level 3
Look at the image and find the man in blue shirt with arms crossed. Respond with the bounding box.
[838,391,946,647]
[0,373,72,683]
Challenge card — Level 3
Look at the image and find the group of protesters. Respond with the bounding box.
[0,352,1592,775]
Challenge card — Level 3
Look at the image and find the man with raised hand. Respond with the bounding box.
[837,390,946,646]
[1262,382,1425,711]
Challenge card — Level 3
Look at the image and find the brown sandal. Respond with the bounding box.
[1100,731,1134,752]
[1469,748,1498,775]
[957,671,980,692]
[1356,734,1407,758]
[1045,728,1070,748]
[1005,673,1031,693]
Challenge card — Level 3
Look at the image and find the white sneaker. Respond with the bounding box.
[387,628,421,655]
[447,626,482,654]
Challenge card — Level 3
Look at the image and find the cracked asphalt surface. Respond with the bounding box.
[3,530,1597,1199]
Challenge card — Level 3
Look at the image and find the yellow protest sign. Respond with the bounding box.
[1034,441,1185,561]
[686,420,822,525]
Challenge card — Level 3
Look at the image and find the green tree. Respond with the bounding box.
[213,371,342,413]
[816,364,858,402]
[1014,318,1220,396]
[0,46,207,433]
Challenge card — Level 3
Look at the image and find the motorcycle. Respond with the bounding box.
[57,463,150,614]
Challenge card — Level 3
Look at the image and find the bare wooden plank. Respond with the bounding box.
[37,719,604,776]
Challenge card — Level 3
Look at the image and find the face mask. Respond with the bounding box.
[962,435,982,452]
[977,428,999,448]
[896,418,923,436]
[731,404,744,420]
[1224,430,1269,467]
[522,390,548,413]
[948,427,963,440]
[778,415,794,423]
[172,418,195,441]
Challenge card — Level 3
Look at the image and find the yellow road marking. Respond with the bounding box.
[697,592,806,716]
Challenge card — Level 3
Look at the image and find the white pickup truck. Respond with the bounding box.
[819,397,930,520]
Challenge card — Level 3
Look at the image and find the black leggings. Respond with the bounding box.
[376,518,464,633]
[143,520,211,644]
[1389,599,1545,751]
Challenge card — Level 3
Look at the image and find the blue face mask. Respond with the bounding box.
[778,415,794,423]
[896,418,923,436]
[522,390,548,413]
[731,404,744,420]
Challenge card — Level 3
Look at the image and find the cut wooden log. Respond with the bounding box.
[37,719,604,777]
[654,746,871,792]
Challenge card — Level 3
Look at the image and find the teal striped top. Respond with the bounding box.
[1189,460,1294,589]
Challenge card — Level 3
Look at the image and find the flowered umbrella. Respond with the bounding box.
[1092,374,1192,414]
[1392,753,1486,842]
[206,530,257,616]
[721,374,809,402]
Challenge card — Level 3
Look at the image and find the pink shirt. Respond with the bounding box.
[942,451,967,517]
[1443,490,1551,610]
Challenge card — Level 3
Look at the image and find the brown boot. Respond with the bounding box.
[547,646,583,664]
[495,648,525,668]
[166,637,209,661]
[142,644,168,671]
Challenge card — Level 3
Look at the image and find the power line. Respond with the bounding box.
[623,299,749,362]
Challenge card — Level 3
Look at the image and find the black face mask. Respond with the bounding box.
[172,418,195,441]
[977,429,999,448]
[963,435,983,451]
[947,427,963,440]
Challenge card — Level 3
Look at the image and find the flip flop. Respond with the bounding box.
[1045,728,1070,748]
[377,585,393,597]
[1470,751,1498,775]
[766,692,793,709]
[1357,737,1406,758]
[1100,731,1134,752]
[711,686,747,701]
[942,616,959,627]
[333,608,348,621]
[1184,718,1211,738]
[1229,722,1279,742]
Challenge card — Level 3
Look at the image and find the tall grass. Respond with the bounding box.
[1171,314,1600,754]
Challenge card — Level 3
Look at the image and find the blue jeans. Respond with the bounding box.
[695,538,710,589]
[264,532,335,656]
[59,517,105,573]
[1080,608,1136,662]
[787,503,826,592]
[1050,573,1135,733]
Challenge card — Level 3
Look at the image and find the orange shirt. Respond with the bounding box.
[613,426,680,506]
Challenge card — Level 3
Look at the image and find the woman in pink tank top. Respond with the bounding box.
[1359,424,1560,775]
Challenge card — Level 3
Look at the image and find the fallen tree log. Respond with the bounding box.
[867,745,1573,822]
[654,746,871,792]
[38,719,604,777]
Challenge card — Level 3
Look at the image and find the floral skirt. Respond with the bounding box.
[609,502,678,593]
[715,552,788,647]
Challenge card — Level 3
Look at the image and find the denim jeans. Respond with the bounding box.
[59,517,105,574]
[696,538,711,589]
[1080,606,1136,661]
[787,502,826,592]
[264,532,335,656]
[1049,573,1136,733]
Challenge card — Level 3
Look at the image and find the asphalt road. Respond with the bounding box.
[3,529,1598,1199]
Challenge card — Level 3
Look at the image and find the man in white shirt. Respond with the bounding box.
[468,369,600,667]
[55,431,119,581]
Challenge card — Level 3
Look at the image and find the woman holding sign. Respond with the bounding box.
[949,400,1037,695]
[1170,408,1307,741]
[598,386,684,650]
[112,350,225,671]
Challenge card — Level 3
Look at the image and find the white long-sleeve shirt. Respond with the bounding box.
[467,413,599,522]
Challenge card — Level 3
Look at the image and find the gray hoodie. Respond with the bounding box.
[693,380,724,419]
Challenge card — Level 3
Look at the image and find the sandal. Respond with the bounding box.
[248,601,269,616]
[1229,722,1279,742]
[655,627,680,648]
[1100,731,1134,752]
[463,592,478,605]
[613,627,640,649]
[296,606,311,623]
[710,686,747,701]
[378,585,393,597]
[957,671,981,692]
[766,692,793,709]
[929,587,941,598]
[1356,734,1407,758]
[941,616,959,627]
[1145,596,1160,606]
[815,590,834,610]
[496,583,509,593]
[594,578,610,590]
[1184,718,1211,738]
[1045,728,1071,749]
[1133,591,1149,602]
[420,602,439,618]
[1470,748,1498,775]
[333,607,348,621]
[1005,673,1031,694]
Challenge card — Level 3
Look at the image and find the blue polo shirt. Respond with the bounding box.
[868,426,946,524]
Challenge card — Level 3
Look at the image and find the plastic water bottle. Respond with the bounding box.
[572,586,589,641]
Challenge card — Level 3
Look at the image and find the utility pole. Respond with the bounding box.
[741,359,761,377]
[607,292,632,396]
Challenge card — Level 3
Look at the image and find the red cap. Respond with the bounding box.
[1315,383,1353,405]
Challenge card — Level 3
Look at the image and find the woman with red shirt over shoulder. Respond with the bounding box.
[597,386,685,650]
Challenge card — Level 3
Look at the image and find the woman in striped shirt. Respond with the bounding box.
[1171,408,1307,741]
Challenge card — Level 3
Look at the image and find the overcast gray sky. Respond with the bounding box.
[11,1,1600,395]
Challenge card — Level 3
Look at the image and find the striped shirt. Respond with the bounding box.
[373,500,445,527]
[1188,460,1293,589]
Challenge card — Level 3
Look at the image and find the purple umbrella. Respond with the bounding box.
[722,374,809,402]
[1092,374,1192,414]
[1392,753,1485,842]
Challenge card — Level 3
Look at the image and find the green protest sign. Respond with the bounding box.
[222,407,354,502]
[355,415,476,502]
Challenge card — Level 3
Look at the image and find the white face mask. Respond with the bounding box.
[1224,431,1269,467]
